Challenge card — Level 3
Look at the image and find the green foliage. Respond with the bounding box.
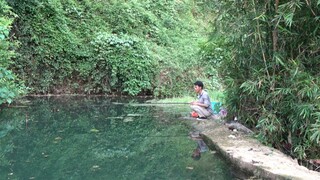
[0,68,26,104]
[7,0,214,97]
[203,0,320,159]
[0,0,26,105]
[0,9,14,67]
[0,0,14,64]
[89,33,157,95]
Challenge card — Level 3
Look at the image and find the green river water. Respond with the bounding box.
[0,96,247,179]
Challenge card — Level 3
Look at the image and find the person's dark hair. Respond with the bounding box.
[194,81,204,89]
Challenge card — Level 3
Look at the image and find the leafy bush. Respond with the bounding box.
[7,0,213,96]
[204,0,320,160]
[90,33,157,95]
[0,67,27,104]
[0,0,26,105]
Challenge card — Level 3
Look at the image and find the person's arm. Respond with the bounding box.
[191,92,210,107]
[190,101,208,107]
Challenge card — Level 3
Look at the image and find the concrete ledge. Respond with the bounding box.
[191,120,320,180]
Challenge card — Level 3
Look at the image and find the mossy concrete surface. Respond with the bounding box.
[191,119,320,180]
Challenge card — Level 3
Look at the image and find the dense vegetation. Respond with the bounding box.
[1,0,320,165]
[201,0,320,162]
[0,0,26,104]
[4,0,215,97]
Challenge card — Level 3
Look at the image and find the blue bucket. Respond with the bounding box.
[211,102,221,114]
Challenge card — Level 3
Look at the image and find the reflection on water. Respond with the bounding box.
[189,131,209,161]
[0,96,245,179]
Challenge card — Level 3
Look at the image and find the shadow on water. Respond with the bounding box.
[0,96,252,179]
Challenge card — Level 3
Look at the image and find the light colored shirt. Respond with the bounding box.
[197,90,213,114]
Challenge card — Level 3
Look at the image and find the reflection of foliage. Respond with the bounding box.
[0,141,13,167]
[0,97,233,179]
[0,109,25,168]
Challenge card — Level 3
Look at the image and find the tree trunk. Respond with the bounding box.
[272,0,279,52]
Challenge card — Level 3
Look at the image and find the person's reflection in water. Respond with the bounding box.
[197,139,208,152]
[190,131,209,160]
[192,147,201,160]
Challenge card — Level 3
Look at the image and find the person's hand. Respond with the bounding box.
[190,101,197,105]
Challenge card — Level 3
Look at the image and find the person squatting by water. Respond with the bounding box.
[190,81,213,120]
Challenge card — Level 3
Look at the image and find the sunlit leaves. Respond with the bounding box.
[91,33,156,95]
[278,1,303,27]
[239,81,255,95]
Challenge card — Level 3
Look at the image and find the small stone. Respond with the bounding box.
[228,135,236,139]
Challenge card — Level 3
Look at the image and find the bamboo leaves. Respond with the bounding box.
[206,0,320,160]
[278,1,303,27]
[310,112,320,144]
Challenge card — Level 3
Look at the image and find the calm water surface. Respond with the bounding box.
[0,96,245,179]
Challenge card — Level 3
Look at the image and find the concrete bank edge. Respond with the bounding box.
[202,134,295,180]
[192,120,320,180]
